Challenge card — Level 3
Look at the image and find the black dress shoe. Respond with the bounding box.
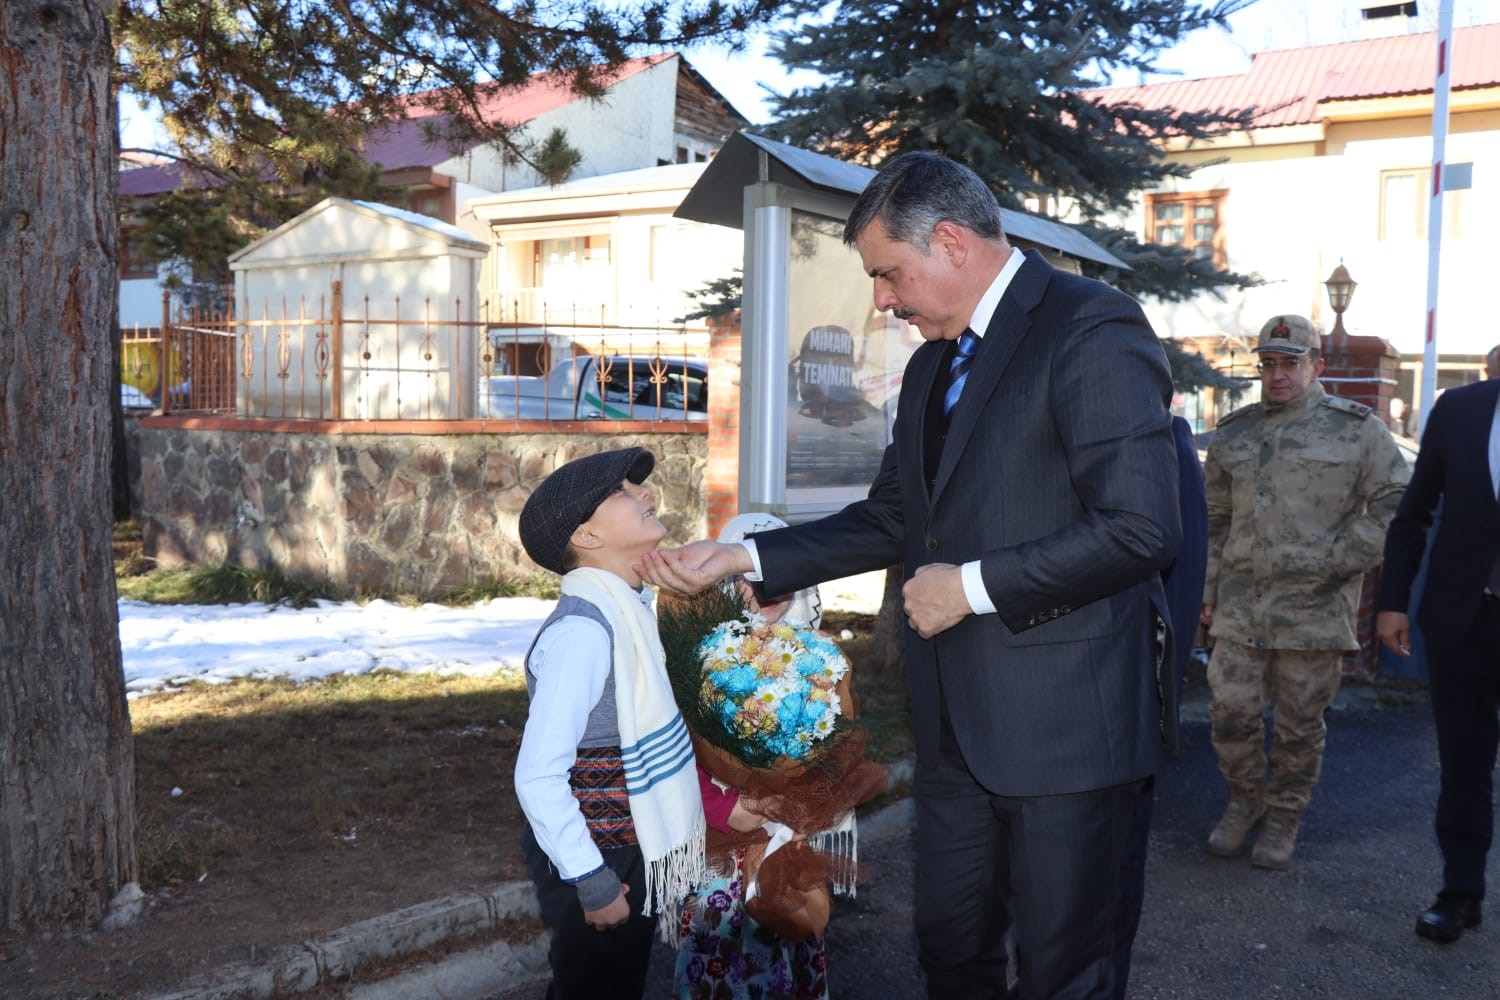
[1415,894,1482,943]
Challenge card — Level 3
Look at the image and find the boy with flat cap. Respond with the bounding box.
[514,447,705,999]
[1200,315,1408,869]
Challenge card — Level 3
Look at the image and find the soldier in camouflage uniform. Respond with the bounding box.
[1200,315,1409,869]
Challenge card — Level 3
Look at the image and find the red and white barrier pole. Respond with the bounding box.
[1419,0,1455,436]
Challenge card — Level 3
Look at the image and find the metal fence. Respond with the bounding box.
[118,286,711,423]
[120,319,237,414]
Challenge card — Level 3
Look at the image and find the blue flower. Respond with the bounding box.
[711,664,759,698]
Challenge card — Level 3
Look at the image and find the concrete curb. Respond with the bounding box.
[343,934,550,1000]
[147,882,542,999]
[147,766,919,999]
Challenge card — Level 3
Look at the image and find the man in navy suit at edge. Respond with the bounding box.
[1380,343,1500,944]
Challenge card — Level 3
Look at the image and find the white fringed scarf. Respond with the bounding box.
[560,568,706,922]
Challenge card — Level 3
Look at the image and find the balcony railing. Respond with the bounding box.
[118,287,712,424]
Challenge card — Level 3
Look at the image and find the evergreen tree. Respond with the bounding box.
[765,0,1262,301]
[536,128,586,186]
[1162,338,1250,400]
[113,0,790,277]
[677,268,744,322]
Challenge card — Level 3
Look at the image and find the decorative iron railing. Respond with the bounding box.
[117,287,711,424]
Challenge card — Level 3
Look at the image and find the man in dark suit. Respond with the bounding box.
[1113,414,1209,997]
[1379,351,1500,945]
[641,152,1180,997]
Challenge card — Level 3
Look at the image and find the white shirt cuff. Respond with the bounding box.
[738,539,764,581]
[961,560,996,615]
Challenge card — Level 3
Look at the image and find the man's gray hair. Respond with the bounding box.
[842,151,1005,250]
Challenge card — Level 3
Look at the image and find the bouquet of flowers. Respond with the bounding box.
[697,617,848,762]
[662,588,888,941]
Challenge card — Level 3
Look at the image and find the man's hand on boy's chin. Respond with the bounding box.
[636,541,751,595]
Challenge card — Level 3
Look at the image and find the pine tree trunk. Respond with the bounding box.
[0,1,139,932]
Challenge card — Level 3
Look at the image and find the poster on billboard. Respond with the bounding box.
[785,211,924,503]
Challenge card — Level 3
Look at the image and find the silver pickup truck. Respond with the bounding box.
[478,354,708,421]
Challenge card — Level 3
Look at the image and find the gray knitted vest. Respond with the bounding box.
[523,595,620,749]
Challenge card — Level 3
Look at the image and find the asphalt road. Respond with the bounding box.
[496,694,1500,998]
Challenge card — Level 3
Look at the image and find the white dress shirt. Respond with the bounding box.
[514,615,611,881]
[1489,388,1500,500]
[513,584,653,882]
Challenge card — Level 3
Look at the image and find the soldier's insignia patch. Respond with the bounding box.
[1320,395,1373,418]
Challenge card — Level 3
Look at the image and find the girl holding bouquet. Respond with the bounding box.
[676,763,829,999]
[671,514,883,1000]
[673,588,829,999]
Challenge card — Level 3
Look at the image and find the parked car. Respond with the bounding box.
[478,354,708,421]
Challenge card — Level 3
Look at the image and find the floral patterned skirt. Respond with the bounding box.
[673,848,829,1000]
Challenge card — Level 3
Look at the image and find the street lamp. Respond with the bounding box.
[1325,263,1357,342]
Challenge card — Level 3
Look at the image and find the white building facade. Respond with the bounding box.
[1093,22,1500,422]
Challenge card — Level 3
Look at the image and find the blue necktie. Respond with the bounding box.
[943,329,980,421]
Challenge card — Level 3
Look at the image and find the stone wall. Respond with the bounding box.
[122,414,146,514]
[133,422,707,597]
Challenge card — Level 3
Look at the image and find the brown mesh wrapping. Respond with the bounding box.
[693,673,889,941]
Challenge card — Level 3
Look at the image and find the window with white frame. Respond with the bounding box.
[1379,167,1466,241]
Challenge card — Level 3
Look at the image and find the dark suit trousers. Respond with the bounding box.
[1112,775,1155,999]
[1429,595,1500,900]
[914,721,1147,999]
[521,828,655,1000]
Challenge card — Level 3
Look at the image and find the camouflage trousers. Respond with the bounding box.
[1207,643,1345,816]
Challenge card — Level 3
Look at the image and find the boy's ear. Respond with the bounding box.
[570,522,606,553]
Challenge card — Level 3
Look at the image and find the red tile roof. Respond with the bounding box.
[118,55,674,192]
[119,160,211,198]
[1093,21,1500,129]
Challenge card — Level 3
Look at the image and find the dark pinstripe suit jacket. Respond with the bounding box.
[754,250,1181,797]
[1379,377,1500,640]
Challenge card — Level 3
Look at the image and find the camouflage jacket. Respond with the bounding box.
[1203,380,1410,651]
